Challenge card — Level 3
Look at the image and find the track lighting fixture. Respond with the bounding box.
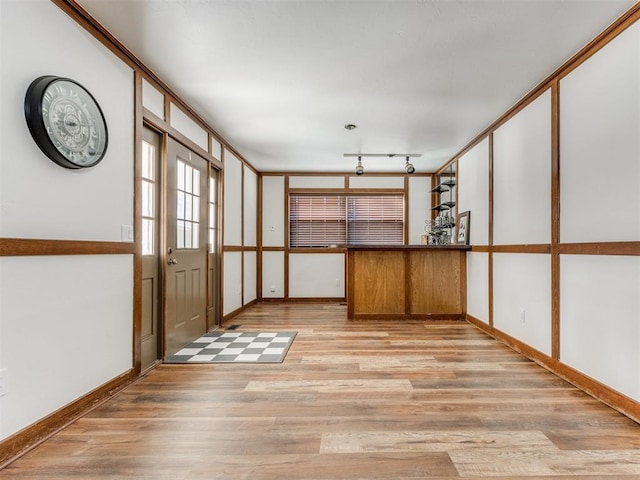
[405,156,415,174]
[344,153,421,175]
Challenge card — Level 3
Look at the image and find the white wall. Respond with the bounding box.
[493,253,552,356]
[289,254,345,298]
[466,252,489,324]
[0,255,133,438]
[262,176,285,247]
[457,139,489,245]
[555,20,640,400]
[560,255,640,400]
[169,102,208,151]
[210,137,222,161]
[262,251,285,298]
[223,150,243,246]
[289,176,345,189]
[348,176,404,189]
[408,176,431,244]
[223,252,242,316]
[560,22,640,243]
[461,16,640,406]
[0,0,135,441]
[222,153,257,315]
[0,1,133,242]
[243,251,257,304]
[142,78,164,119]
[242,165,258,305]
[243,166,257,247]
[493,90,551,245]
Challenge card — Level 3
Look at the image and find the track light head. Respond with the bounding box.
[405,156,415,174]
[355,156,364,176]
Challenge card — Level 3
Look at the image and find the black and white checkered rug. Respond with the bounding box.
[165,331,297,364]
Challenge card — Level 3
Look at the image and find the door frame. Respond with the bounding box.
[137,124,222,363]
[139,124,165,370]
[207,163,221,330]
[163,138,209,356]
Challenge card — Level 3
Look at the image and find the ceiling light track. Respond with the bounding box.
[343,153,422,158]
[344,153,421,175]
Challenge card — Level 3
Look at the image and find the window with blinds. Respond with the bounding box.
[289,195,346,247]
[347,195,404,245]
[289,194,404,247]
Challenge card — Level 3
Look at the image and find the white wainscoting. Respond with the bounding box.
[560,255,640,401]
[289,254,345,298]
[493,253,552,356]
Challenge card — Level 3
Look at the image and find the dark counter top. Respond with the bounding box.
[346,244,471,251]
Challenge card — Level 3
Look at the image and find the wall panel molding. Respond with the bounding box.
[0,369,136,469]
[466,315,640,424]
[54,0,257,172]
[435,4,640,175]
[453,6,640,423]
[0,238,136,256]
[142,108,222,170]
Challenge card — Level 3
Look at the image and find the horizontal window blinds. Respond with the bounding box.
[289,194,404,247]
[347,195,404,245]
[289,195,346,247]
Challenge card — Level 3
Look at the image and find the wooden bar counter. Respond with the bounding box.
[346,245,471,320]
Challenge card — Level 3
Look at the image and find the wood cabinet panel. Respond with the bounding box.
[347,246,468,319]
[353,251,405,314]
[410,250,462,314]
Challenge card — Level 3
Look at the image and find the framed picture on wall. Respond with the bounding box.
[456,211,470,245]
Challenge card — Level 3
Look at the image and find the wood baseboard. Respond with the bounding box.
[350,313,464,321]
[258,297,346,303]
[221,299,259,324]
[466,314,640,424]
[0,369,137,468]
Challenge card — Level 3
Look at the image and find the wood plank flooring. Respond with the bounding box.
[3,303,640,479]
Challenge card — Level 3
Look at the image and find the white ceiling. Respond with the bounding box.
[76,0,636,173]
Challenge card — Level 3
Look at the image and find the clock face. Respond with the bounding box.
[25,76,108,169]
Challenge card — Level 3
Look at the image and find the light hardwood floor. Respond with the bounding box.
[3,303,640,479]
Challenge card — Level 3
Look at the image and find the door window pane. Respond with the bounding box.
[176,159,201,249]
[177,161,185,190]
[185,192,193,220]
[142,142,155,180]
[142,218,154,255]
[192,195,199,221]
[192,169,200,194]
[177,220,185,249]
[185,165,193,192]
[141,140,157,255]
[177,191,185,219]
[142,181,154,218]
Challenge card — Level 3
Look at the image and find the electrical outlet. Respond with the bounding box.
[335,279,341,287]
[520,308,526,324]
[270,285,276,293]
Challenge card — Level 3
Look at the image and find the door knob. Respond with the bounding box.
[168,258,178,265]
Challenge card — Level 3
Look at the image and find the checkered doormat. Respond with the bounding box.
[165,331,297,364]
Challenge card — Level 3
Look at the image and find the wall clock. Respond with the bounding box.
[24,75,108,169]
